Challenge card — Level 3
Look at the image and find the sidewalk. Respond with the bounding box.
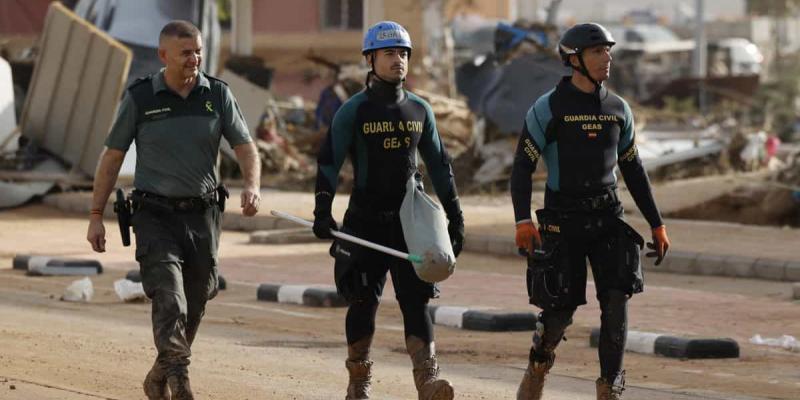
[45,174,800,282]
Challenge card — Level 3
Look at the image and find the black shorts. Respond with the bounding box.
[527,209,644,310]
[332,208,438,304]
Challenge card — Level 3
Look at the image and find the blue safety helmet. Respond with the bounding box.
[362,21,412,55]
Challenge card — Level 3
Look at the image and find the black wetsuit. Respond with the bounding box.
[510,77,662,382]
[314,78,461,345]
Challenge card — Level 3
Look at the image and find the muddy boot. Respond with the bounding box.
[166,375,194,400]
[517,316,569,400]
[406,336,454,400]
[595,372,625,400]
[516,350,554,400]
[345,336,373,400]
[143,362,170,400]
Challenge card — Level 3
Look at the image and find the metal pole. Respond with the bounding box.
[693,0,707,113]
[231,0,253,56]
[270,210,424,264]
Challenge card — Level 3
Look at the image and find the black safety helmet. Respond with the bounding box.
[558,23,616,89]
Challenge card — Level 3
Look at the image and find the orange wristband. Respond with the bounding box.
[90,209,104,216]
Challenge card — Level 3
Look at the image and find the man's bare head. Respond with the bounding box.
[159,20,201,45]
[158,20,203,80]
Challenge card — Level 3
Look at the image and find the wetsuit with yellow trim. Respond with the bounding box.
[509,76,662,385]
[314,78,462,347]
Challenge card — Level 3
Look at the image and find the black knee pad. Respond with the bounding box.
[532,308,575,359]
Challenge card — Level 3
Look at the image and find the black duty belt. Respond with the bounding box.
[545,187,620,212]
[347,203,399,224]
[131,190,217,213]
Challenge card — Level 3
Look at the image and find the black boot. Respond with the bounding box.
[143,362,170,400]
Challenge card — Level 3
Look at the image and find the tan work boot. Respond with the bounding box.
[406,336,454,400]
[345,336,373,400]
[166,375,194,400]
[143,362,170,400]
[595,373,625,400]
[516,352,554,400]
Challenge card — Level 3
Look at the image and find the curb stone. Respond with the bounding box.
[590,328,739,359]
[13,254,103,276]
[428,305,537,332]
[256,283,347,307]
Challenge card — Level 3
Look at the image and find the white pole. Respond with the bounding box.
[693,0,707,113]
[231,0,253,56]
[692,0,707,78]
[270,210,423,264]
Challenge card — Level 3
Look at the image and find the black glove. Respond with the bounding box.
[447,214,465,258]
[313,213,338,239]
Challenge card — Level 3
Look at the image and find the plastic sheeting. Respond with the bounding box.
[456,53,567,135]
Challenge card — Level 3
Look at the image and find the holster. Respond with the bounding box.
[216,184,230,212]
[113,188,132,247]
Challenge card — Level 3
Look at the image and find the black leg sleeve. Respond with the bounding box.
[399,299,434,344]
[345,301,380,345]
[598,289,628,380]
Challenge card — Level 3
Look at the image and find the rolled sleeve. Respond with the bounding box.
[104,93,137,151]
[221,86,252,147]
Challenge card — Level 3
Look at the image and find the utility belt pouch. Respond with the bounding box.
[614,218,645,294]
[527,209,571,310]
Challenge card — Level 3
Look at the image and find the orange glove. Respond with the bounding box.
[646,225,670,266]
[515,221,542,255]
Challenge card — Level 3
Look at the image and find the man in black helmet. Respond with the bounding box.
[510,23,671,400]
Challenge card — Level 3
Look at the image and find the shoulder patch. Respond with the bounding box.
[205,74,229,87]
[127,75,152,90]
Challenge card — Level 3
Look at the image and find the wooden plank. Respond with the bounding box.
[44,21,90,157]
[79,48,131,176]
[63,35,109,165]
[20,6,72,142]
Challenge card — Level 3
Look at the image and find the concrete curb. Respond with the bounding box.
[589,328,740,359]
[428,305,537,332]
[125,269,227,290]
[13,254,103,276]
[249,228,317,245]
[256,283,347,307]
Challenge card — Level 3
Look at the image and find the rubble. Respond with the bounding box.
[667,148,800,227]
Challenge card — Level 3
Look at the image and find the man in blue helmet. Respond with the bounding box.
[510,23,671,399]
[312,21,463,400]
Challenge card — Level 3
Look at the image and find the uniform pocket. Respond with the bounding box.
[527,216,572,311]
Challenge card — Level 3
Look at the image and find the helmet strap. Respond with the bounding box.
[576,53,602,95]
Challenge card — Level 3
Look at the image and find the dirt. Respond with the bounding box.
[668,185,799,227]
[0,205,798,399]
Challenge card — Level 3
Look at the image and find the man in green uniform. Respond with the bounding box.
[86,20,260,400]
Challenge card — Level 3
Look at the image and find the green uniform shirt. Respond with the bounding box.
[105,70,252,197]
